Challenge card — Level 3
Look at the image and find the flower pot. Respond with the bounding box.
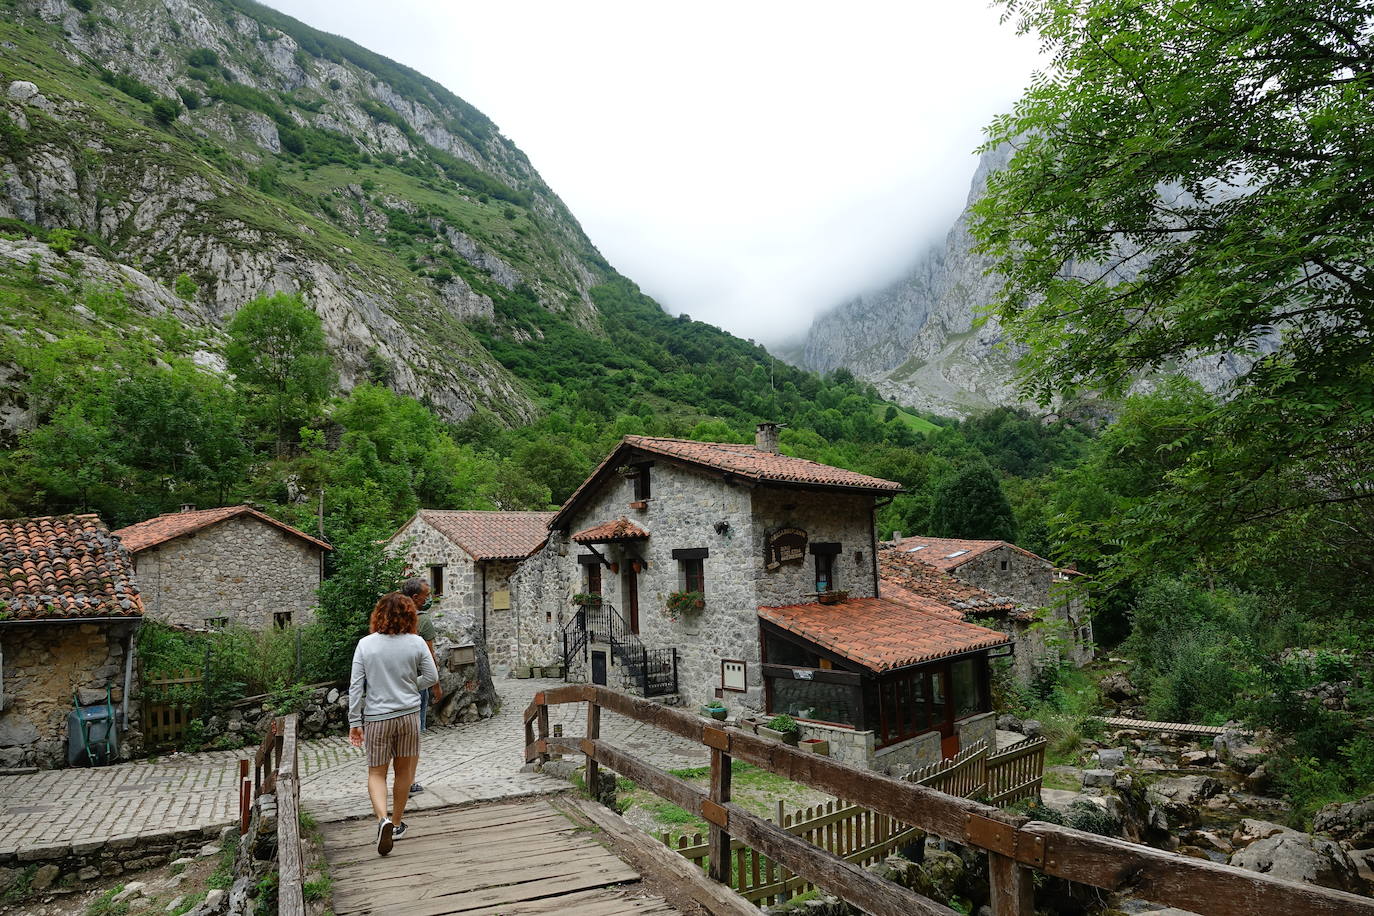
[817,590,849,606]
[801,738,830,756]
[701,705,728,720]
[759,725,800,746]
[628,500,647,511]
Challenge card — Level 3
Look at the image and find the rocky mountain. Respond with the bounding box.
[799,146,1265,418]
[0,0,623,434]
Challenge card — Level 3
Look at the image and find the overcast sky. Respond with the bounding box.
[268,1,1041,345]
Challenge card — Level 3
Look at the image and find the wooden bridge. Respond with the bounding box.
[271,686,1374,916]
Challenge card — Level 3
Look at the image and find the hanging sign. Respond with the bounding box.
[766,527,808,570]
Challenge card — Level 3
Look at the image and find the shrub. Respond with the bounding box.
[151,97,180,124]
[328,78,342,91]
[766,714,799,734]
[46,228,77,256]
[72,0,93,11]
[187,48,219,67]
[173,272,197,300]
[176,86,201,109]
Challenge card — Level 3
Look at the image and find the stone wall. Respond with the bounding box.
[0,619,140,769]
[951,545,1050,608]
[873,730,942,772]
[957,712,996,753]
[388,515,480,639]
[135,515,322,629]
[797,720,875,770]
[751,488,879,607]
[507,534,575,671]
[479,559,520,669]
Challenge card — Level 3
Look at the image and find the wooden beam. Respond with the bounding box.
[586,702,601,800]
[988,853,1034,916]
[707,746,732,883]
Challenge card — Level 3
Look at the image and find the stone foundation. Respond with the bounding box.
[0,619,140,769]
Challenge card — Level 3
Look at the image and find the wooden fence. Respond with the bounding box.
[664,798,920,904]
[525,684,1374,916]
[141,668,202,748]
[905,736,1047,808]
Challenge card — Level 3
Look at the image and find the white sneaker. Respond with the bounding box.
[376,818,394,856]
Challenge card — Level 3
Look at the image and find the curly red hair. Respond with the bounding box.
[370,591,418,635]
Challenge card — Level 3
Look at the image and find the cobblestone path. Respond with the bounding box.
[0,678,707,855]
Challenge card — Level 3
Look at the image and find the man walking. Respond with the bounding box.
[400,577,442,795]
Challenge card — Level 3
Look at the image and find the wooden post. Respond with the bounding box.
[536,701,550,766]
[586,701,601,800]
[238,759,250,835]
[708,745,733,884]
[988,852,1034,915]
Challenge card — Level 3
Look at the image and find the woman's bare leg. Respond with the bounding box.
[392,756,418,824]
[367,763,390,822]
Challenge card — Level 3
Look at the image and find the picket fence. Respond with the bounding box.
[662,735,1047,904]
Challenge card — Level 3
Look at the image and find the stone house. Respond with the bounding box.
[511,425,1011,770]
[888,535,1094,678]
[114,505,331,630]
[0,514,142,768]
[385,510,556,666]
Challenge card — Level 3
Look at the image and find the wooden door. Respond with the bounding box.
[623,566,640,634]
[931,667,960,758]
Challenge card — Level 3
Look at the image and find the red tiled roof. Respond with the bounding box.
[759,596,1010,673]
[1,514,143,621]
[552,435,902,530]
[572,517,649,544]
[878,547,1022,619]
[891,535,1045,572]
[408,510,557,561]
[114,506,332,553]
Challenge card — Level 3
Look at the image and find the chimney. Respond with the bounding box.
[180,503,197,513]
[755,422,782,454]
[892,530,902,543]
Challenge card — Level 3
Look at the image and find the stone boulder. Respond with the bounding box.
[911,850,965,904]
[1145,775,1223,827]
[1096,748,1126,768]
[1214,730,1264,773]
[1231,818,1295,849]
[1313,794,1374,849]
[1229,832,1367,895]
[1100,672,1138,702]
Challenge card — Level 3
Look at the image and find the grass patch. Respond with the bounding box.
[303,875,332,902]
[1,866,36,905]
[84,886,130,916]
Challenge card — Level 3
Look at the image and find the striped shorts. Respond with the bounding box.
[363,713,421,767]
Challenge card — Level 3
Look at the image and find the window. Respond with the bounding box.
[951,658,982,718]
[1000,559,1009,571]
[944,550,969,559]
[681,557,704,594]
[878,670,932,745]
[429,564,445,597]
[274,611,292,629]
[815,552,835,592]
[205,616,228,629]
[632,463,651,500]
[585,561,602,596]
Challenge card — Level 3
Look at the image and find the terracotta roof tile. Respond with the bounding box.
[891,535,1046,572]
[879,547,1023,619]
[114,506,332,553]
[1,514,143,621]
[411,510,557,561]
[552,435,902,530]
[572,517,649,544]
[759,596,1010,673]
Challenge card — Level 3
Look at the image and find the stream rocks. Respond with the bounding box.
[1313,794,1374,848]
[1229,831,1368,894]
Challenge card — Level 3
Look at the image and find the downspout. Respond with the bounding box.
[480,563,488,645]
[870,497,893,598]
[122,621,138,730]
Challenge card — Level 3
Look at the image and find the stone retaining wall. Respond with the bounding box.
[0,822,232,901]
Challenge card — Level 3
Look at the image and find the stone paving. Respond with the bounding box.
[0,678,707,856]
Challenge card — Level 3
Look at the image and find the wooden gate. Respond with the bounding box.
[141,668,202,748]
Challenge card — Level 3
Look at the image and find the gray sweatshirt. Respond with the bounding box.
[348,632,440,728]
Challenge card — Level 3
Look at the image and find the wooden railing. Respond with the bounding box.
[238,715,304,916]
[524,685,1374,916]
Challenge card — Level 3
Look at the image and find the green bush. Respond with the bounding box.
[187,48,219,67]
[151,97,180,124]
[174,272,197,300]
[176,86,201,110]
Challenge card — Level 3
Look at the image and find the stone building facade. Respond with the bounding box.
[518,427,1011,766]
[0,514,143,769]
[115,506,329,630]
[890,535,1094,679]
[386,510,554,667]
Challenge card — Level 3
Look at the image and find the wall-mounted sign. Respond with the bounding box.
[792,669,814,681]
[766,527,808,570]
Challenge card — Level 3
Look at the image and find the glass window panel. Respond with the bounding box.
[769,676,861,726]
[952,659,979,718]
[913,673,930,731]
[765,632,818,667]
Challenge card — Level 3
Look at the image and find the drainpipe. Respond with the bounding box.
[122,621,139,729]
[481,563,488,644]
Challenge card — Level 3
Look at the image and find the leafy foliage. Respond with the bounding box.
[310,527,408,681]
[928,462,1017,542]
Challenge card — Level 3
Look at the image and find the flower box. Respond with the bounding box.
[542,665,565,678]
[628,500,648,511]
[758,725,800,746]
[801,738,830,756]
[701,704,728,720]
[816,590,850,606]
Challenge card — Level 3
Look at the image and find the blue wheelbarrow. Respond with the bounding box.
[67,685,119,767]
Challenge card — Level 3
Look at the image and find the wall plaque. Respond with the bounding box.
[722,659,747,692]
[766,527,808,570]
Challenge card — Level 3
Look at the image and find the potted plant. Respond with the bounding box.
[701,699,728,720]
[760,714,801,745]
[572,592,603,607]
[817,589,849,606]
[665,590,706,621]
[800,737,830,756]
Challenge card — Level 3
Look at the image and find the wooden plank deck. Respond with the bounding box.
[1094,716,1232,737]
[323,799,682,916]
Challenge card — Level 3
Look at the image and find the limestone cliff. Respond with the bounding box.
[0,0,621,429]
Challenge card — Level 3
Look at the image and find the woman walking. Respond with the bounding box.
[348,591,440,856]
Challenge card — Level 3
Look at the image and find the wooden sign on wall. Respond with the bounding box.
[766,527,808,570]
